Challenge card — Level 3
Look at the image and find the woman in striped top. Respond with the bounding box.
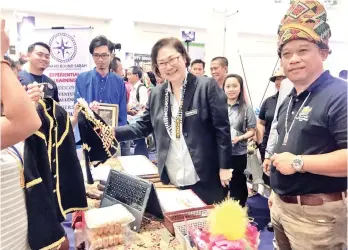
[0,19,41,249]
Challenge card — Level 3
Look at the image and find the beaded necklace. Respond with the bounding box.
[163,75,188,139]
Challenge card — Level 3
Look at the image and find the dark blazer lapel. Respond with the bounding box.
[182,73,198,123]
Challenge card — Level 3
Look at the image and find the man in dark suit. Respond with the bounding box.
[114,37,233,205]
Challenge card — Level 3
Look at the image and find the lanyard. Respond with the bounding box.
[163,76,187,139]
[283,93,311,145]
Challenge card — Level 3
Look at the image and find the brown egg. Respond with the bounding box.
[103,225,109,234]
[109,224,115,234]
[97,226,104,235]
[102,236,109,248]
[96,236,103,248]
[113,234,119,245]
[114,223,121,234]
[108,235,114,246]
[118,234,124,245]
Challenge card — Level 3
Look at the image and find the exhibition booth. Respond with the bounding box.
[1,0,347,249]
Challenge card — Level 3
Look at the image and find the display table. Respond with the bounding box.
[83,157,181,249]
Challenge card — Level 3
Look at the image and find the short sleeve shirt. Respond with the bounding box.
[271,71,347,195]
[18,70,60,103]
[259,93,278,145]
[228,103,256,155]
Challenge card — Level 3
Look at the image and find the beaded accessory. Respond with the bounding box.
[163,75,188,139]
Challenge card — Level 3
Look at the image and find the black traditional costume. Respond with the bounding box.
[23,98,87,250]
[76,99,118,184]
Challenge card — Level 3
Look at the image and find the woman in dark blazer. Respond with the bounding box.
[115,37,233,205]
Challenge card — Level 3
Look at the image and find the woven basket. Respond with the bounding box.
[173,217,208,250]
[163,205,214,235]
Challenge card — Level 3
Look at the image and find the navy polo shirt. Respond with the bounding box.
[259,92,279,146]
[18,70,60,103]
[271,71,347,195]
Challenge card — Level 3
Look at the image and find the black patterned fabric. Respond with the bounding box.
[77,100,118,183]
[24,98,87,250]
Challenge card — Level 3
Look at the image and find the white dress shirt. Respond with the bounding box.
[265,78,294,158]
[129,80,148,107]
[165,84,200,187]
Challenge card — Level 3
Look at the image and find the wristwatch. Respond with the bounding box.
[292,155,305,173]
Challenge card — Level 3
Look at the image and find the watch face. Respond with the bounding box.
[293,158,303,171]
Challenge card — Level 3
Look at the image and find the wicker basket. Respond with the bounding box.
[163,205,214,235]
[173,217,208,250]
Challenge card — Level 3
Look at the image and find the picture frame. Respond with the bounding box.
[96,103,119,127]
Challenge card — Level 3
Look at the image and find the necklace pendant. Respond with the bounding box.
[282,133,289,146]
[175,119,180,139]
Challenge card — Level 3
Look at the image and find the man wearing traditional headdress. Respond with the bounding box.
[269,1,347,249]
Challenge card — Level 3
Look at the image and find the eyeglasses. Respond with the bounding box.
[157,56,180,69]
[93,53,110,59]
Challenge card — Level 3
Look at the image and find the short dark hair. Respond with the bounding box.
[223,74,246,113]
[130,66,143,79]
[110,56,121,72]
[4,55,16,70]
[191,59,205,69]
[28,42,51,53]
[151,37,191,77]
[211,56,228,67]
[339,70,347,80]
[89,35,114,54]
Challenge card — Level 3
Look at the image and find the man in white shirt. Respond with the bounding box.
[127,66,148,108]
[263,78,294,172]
[126,66,149,157]
[263,78,293,250]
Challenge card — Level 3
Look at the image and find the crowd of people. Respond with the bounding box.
[0,0,347,249]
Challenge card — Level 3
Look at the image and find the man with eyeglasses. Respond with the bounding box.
[19,42,60,102]
[74,35,127,132]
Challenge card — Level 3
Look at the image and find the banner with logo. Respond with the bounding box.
[33,28,93,115]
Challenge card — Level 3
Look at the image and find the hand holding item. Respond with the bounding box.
[127,107,138,116]
[89,101,100,112]
[26,82,44,103]
[270,152,296,175]
[249,134,257,143]
[263,159,271,176]
[232,136,243,145]
[219,169,233,187]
